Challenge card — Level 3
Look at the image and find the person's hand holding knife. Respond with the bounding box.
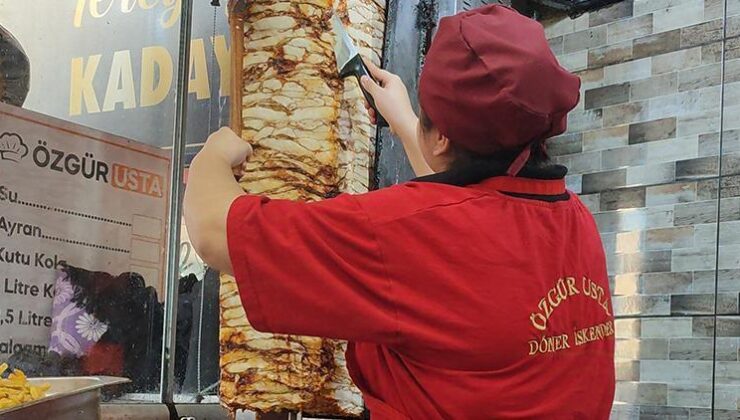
[357,58,434,177]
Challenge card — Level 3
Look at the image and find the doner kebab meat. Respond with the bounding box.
[219,0,385,416]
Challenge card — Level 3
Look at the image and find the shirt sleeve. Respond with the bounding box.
[226,193,399,345]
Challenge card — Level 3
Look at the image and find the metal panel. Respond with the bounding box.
[375,0,421,188]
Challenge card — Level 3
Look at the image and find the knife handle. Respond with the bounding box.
[342,55,389,128]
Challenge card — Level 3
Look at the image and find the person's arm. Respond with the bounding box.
[183,127,252,275]
[360,60,434,177]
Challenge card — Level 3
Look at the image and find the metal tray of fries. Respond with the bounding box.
[0,376,129,420]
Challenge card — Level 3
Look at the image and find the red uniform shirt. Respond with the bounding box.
[227,175,615,419]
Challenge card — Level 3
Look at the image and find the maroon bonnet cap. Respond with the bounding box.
[418,5,581,174]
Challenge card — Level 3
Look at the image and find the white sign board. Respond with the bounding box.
[0,102,170,360]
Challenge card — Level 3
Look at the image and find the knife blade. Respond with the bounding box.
[331,15,388,128]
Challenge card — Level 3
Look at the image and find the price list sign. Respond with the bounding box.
[0,103,170,360]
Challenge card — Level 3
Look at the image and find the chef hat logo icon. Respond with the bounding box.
[0,132,29,163]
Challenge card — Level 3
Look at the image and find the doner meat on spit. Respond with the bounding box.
[219,0,386,416]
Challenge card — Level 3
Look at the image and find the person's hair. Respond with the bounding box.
[419,107,550,170]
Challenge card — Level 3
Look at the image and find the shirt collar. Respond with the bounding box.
[413,159,568,188]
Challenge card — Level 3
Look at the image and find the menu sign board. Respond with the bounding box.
[0,103,170,360]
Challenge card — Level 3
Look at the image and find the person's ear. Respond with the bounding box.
[432,134,451,157]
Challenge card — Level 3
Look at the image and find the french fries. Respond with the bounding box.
[0,363,50,410]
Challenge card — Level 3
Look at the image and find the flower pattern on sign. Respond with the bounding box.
[53,279,74,306]
[75,312,108,341]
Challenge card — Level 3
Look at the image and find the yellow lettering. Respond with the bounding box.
[70,55,102,116]
[212,35,231,96]
[556,278,568,301]
[538,298,552,319]
[90,0,114,18]
[161,0,181,28]
[528,340,539,355]
[140,46,173,107]
[139,0,159,9]
[120,0,137,12]
[547,288,561,309]
[74,0,86,27]
[561,334,571,349]
[582,277,592,297]
[530,313,547,331]
[566,277,579,296]
[188,39,210,100]
[103,50,137,111]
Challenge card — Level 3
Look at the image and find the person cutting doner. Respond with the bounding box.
[184,4,615,419]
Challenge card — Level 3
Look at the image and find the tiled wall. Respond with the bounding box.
[544,0,740,417]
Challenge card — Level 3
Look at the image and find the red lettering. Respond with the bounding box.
[111,163,164,197]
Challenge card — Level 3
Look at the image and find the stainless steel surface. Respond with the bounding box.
[0,376,129,420]
[160,0,194,404]
[331,15,359,72]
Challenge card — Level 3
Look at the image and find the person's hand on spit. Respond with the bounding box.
[184,5,615,419]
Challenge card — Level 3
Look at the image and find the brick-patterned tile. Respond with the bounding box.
[585,82,631,109]
[615,318,642,338]
[652,47,702,75]
[583,125,630,151]
[633,0,698,15]
[701,41,724,64]
[557,152,603,174]
[583,168,628,193]
[670,293,739,315]
[577,67,607,90]
[601,186,647,210]
[715,361,740,385]
[645,182,696,206]
[616,337,670,358]
[704,0,725,20]
[666,384,712,408]
[652,87,722,120]
[675,156,719,180]
[564,26,608,53]
[602,144,648,170]
[608,14,654,44]
[548,36,564,55]
[629,117,677,144]
[548,132,583,156]
[615,381,668,405]
[680,19,724,48]
[588,40,634,68]
[558,50,589,72]
[567,108,604,131]
[616,360,641,381]
[641,271,693,294]
[646,137,700,164]
[692,317,740,337]
[604,58,652,84]
[641,406,692,419]
[642,318,693,337]
[676,110,720,137]
[678,63,722,91]
[590,0,635,27]
[653,0,706,33]
[644,225,694,249]
[604,101,651,126]
[631,72,679,101]
[639,360,713,385]
[626,162,676,186]
[633,29,681,59]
